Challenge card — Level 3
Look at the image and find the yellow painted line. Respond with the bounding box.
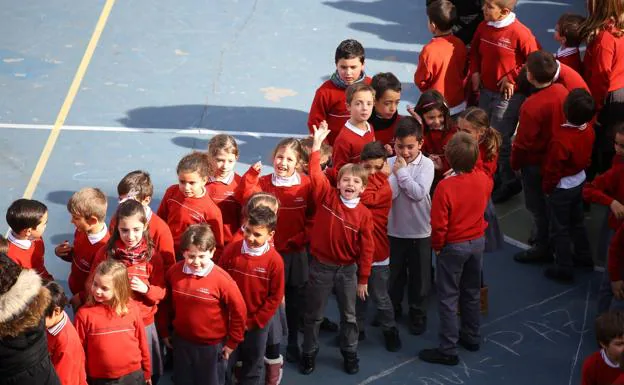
[21,0,116,199]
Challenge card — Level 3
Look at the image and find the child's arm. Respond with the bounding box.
[510,107,539,171]
[357,211,375,288]
[414,46,433,92]
[74,310,87,347]
[583,168,624,219]
[251,259,285,329]
[469,26,483,91]
[360,172,391,208]
[308,88,330,135]
[585,40,614,113]
[430,184,450,253]
[393,156,434,202]
[156,188,171,221]
[234,163,262,204]
[54,238,73,262]
[157,270,174,348]
[540,141,566,195]
[222,277,248,358]
[206,207,225,259]
[135,312,152,381]
[154,223,176,272]
[609,226,624,299]
[309,122,333,203]
[140,253,167,305]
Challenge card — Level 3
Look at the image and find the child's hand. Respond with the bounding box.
[471,72,481,92]
[611,200,624,219]
[384,144,394,156]
[357,284,368,300]
[162,337,173,349]
[130,276,149,294]
[54,241,72,257]
[145,379,152,385]
[612,280,624,300]
[312,121,330,152]
[406,105,418,119]
[393,156,407,174]
[498,77,514,100]
[222,345,234,360]
[381,160,391,176]
[430,154,443,170]
[251,161,262,173]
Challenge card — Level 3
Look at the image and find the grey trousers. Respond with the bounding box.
[303,259,358,354]
[173,336,225,385]
[389,236,432,315]
[356,264,396,331]
[436,237,485,356]
[145,323,162,383]
[232,325,270,385]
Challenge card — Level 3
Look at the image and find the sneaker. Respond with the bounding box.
[285,344,300,363]
[408,312,427,335]
[320,317,339,332]
[298,350,318,375]
[513,246,552,264]
[383,327,402,352]
[341,350,360,374]
[544,265,574,283]
[458,338,480,352]
[418,348,459,366]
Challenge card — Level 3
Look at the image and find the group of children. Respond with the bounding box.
[2,0,624,384]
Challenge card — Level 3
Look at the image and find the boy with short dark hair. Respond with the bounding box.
[357,141,402,352]
[419,132,493,366]
[542,89,595,282]
[580,311,624,385]
[308,39,371,145]
[554,13,585,74]
[5,198,53,281]
[415,0,468,114]
[369,72,402,147]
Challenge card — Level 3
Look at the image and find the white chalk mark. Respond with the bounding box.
[484,330,523,356]
[523,320,569,342]
[458,360,486,378]
[356,357,417,385]
[479,357,491,363]
[568,281,591,385]
[502,235,530,250]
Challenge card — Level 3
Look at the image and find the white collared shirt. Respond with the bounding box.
[241,240,270,256]
[8,230,31,250]
[182,260,215,277]
[209,171,235,185]
[87,224,109,245]
[552,60,562,83]
[602,349,620,369]
[487,12,516,28]
[47,311,68,336]
[272,172,301,187]
[143,205,153,222]
[344,120,371,137]
[339,196,360,208]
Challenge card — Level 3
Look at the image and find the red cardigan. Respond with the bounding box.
[47,312,87,385]
[360,172,392,263]
[332,123,376,171]
[423,127,457,183]
[67,230,110,295]
[556,62,590,92]
[580,350,622,385]
[207,174,242,246]
[583,27,624,112]
[583,164,624,230]
[475,142,498,180]
[7,238,53,281]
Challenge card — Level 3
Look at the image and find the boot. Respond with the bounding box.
[299,349,318,375]
[264,355,283,385]
[341,350,360,374]
[383,327,402,352]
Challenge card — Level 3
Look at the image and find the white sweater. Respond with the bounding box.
[387,153,435,238]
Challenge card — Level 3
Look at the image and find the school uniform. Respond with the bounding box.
[207,172,242,246]
[369,111,401,147]
[387,153,435,322]
[66,226,110,295]
[553,61,590,92]
[423,127,457,188]
[331,121,376,171]
[555,46,582,74]
[476,145,503,252]
[431,169,492,356]
[580,349,622,385]
[46,311,87,385]
[303,151,374,355]
[6,231,53,281]
[415,33,468,113]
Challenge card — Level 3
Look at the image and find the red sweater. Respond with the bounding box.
[608,224,624,281]
[415,34,468,107]
[583,27,624,112]
[469,18,539,91]
[207,174,242,246]
[583,164,624,230]
[307,77,372,145]
[308,151,374,284]
[555,47,582,75]
[240,169,314,254]
[556,62,590,92]
[163,262,247,349]
[475,143,498,180]
[92,246,166,326]
[47,312,87,385]
[157,185,224,257]
[75,302,151,380]
[67,230,110,295]
[580,350,622,385]
[218,240,285,329]
[431,169,493,251]
[360,172,392,263]
[332,123,376,171]
[423,127,457,183]
[510,83,569,170]
[370,113,401,147]
[7,237,53,281]
[542,121,595,194]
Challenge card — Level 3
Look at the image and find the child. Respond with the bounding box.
[157,152,224,258]
[298,137,332,175]
[218,206,285,385]
[207,134,243,246]
[580,311,624,385]
[419,132,493,366]
[44,281,87,385]
[554,13,586,74]
[369,72,402,147]
[117,170,176,271]
[331,83,376,171]
[5,198,53,281]
[511,51,570,265]
[387,117,435,334]
[552,52,590,92]
[470,0,539,203]
[75,260,151,384]
[300,122,374,375]
[410,90,457,189]
[55,187,110,295]
[357,141,402,351]
[161,224,247,385]
[541,88,595,282]
[308,39,371,145]
[91,200,166,383]
[415,0,468,115]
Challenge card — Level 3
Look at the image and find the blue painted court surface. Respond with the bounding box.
[0,0,601,384]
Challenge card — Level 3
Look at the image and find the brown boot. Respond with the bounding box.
[264,355,283,385]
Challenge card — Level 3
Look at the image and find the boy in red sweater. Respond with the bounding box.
[511,51,569,265]
[415,0,468,114]
[553,13,585,74]
[308,39,371,145]
[470,0,539,203]
[54,187,110,296]
[218,206,285,385]
[542,89,595,282]
[44,282,87,385]
[300,122,374,375]
[368,72,402,147]
[580,311,624,385]
[419,132,492,366]
[5,199,53,281]
[356,141,402,352]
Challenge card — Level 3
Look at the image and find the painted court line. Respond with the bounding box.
[567,281,591,385]
[20,0,116,199]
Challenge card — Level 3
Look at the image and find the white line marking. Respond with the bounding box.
[356,357,418,385]
[568,281,591,385]
[0,123,308,139]
[503,235,530,250]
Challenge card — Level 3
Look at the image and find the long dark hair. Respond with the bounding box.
[107,200,153,260]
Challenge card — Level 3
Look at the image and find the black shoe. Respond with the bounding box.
[358,330,366,341]
[383,327,402,352]
[492,182,522,204]
[286,344,300,363]
[458,338,480,352]
[513,246,552,264]
[408,312,427,335]
[341,350,359,374]
[418,348,459,366]
[544,265,574,283]
[320,317,339,332]
[299,350,318,375]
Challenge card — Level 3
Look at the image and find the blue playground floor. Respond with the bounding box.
[0,0,600,384]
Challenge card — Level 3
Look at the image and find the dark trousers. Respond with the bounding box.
[231,325,270,385]
[283,251,308,348]
[356,264,396,331]
[173,336,225,385]
[89,370,145,385]
[303,259,358,354]
[521,165,549,248]
[436,237,485,356]
[546,184,592,269]
[388,236,431,316]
